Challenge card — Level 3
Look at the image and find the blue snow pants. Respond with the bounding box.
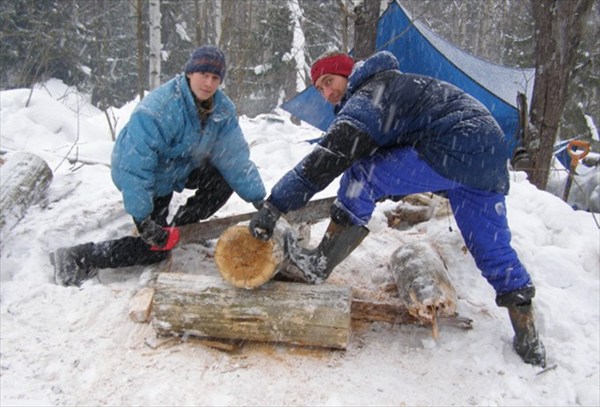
[337,147,532,295]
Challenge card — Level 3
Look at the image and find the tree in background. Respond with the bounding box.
[402,0,597,190]
[1,0,597,160]
[148,0,161,91]
[525,0,594,189]
[352,0,381,60]
[0,0,87,91]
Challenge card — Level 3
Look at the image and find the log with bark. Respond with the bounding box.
[152,272,352,349]
[0,152,53,233]
[389,241,458,338]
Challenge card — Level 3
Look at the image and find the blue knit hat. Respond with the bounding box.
[184,45,226,80]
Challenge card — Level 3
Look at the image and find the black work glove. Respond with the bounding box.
[249,201,281,241]
[135,217,168,247]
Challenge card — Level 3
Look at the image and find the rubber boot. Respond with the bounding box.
[50,243,98,287]
[496,287,547,367]
[282,219,369,284]
[50,237,170,287]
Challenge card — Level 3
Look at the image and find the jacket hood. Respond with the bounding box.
[346,51,399,96]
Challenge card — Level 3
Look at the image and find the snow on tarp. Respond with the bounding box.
[280,0,535,154]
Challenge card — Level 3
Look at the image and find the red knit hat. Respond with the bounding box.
[310,54,355,85]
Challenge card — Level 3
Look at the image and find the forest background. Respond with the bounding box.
[1,0,598,159]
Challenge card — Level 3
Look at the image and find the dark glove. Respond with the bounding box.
[136,218,168,247]
[249,201,281,241]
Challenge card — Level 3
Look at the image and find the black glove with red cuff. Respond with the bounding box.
[136,218,180,250]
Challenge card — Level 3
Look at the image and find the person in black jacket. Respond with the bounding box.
[249,50,546,367]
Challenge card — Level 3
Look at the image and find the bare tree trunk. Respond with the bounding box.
[194,0,202,45]
[288,0,307,92]
[135,0,145,100]
[214,0,222,46]
[336,0,352,53]
[148,0,162,90]
[525,0,593,189]
[353,0,380,60]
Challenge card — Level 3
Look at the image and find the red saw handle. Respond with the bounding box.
[150,227,180,251]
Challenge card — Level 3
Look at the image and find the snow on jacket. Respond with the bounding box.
[268,51,510,213]
[111,74,266,221]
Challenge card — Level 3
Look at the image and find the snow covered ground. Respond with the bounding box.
[1,80,599,406]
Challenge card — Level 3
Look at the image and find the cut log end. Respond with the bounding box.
[215,225,282,289]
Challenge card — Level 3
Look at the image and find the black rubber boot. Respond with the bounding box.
[50,243,98,287]
[496,286,547,367]
[282,219,369,284]
[50,237,170,287]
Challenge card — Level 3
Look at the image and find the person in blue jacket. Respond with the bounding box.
[51,45,266,287]
[249,50,545,367]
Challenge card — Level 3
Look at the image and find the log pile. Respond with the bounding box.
[134,201,470,349]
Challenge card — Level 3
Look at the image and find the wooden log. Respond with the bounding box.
[389,241,458,338]
[152,273,352,349]
[350,297,472,330]
[214,221,309,289]
[384,193,445,229]
[350,298,421,325]
[0,152,53,233]
[215,225,285,288]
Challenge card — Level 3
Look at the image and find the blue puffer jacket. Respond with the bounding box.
[269,51,509,213]
[112,74,266,221]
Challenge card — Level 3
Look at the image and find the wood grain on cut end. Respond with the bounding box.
[215,225,278,288]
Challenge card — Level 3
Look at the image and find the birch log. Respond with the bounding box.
[0,152,53,232]
[389,241,458,337]
[152,273,352,349]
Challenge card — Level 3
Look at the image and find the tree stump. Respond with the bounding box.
[152,272,352,349]
[0,152,53,233]
[389,241,458,338]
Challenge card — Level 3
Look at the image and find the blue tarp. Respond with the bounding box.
[280,0,535,154]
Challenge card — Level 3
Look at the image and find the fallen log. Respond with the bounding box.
[389,241,458,338]
[0,152,53,233]
[152,273,352,349]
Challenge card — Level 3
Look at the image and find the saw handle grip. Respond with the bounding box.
[151,227,180,251]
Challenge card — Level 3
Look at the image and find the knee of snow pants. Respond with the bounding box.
[446,187,532,294]
[172,162,234,226]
